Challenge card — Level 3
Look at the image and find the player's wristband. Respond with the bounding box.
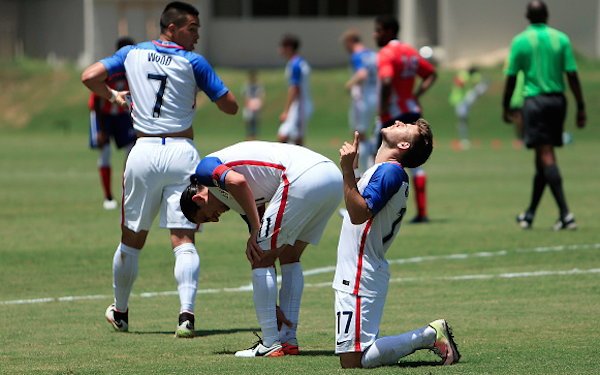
[108,89,119,103]
[354,168,361,178]
[577,103,585,111]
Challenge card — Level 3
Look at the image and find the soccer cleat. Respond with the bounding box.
[429,319,460,365]
[103,199,118,210]
[105,304,128,332]
[410,215,429,224]
[234,333,284,358]
[552,213,577,231]
[281,338,299,355]
[516,212,533,229]
[174,312,195,338]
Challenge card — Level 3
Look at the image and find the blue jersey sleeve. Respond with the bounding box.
[350,51,365,72]
[100,45,134,76]
[194,156,231,189]
[289,58,302,86]
[362,164,408,216]
[189,54,229,102]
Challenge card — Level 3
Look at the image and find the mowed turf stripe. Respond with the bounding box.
[2,243,599,305]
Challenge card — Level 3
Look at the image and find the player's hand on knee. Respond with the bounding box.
[276,305,293,330]
[246,236,263,266]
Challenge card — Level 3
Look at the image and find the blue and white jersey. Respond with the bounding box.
[101,40,229,135]
[286,55,313,118]
[350,48,378,102]
[194,141,330,214]
[333,162,409,298]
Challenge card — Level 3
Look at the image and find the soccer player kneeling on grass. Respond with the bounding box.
[180,141,343,357]
[333,120,460,368]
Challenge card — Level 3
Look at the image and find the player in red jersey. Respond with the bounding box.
[374,15,437,223]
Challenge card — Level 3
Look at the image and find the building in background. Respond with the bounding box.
[0,0,598,68]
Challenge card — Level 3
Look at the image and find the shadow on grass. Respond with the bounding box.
[396,360,443,368]
[130,327,259,337]
[213,349,336,356]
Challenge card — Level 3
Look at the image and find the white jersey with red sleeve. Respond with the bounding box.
[332,162,410,298]
[194,141,331,213]
[100,40,229,135]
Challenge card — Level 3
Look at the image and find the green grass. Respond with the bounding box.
[1,57,600,374]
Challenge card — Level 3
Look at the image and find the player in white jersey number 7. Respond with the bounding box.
[82,1,238,339]
[334,120,460,368]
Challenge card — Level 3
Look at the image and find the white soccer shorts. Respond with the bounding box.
[257,161,342,250]
[277,100,311,142]
[334,290,386,354]
[122,137,201,232]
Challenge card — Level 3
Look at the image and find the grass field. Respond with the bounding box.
[1,57,600,374]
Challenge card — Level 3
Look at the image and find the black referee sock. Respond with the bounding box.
[543,164,569,218]
[528,165,547,215]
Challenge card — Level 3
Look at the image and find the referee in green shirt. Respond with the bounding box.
[502,0,586,231]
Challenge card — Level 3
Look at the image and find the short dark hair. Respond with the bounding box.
[401,118,433,168]
[280,34,300,51]
[375,15,399,36]
[160,1,199,33]
[180,175,204,224]
[116,37,135,50]
[526,0,548,24]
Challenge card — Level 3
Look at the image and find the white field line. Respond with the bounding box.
[2,243,600,306]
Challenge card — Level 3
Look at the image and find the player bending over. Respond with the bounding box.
[180,141,343,357]
[333,119,460,368]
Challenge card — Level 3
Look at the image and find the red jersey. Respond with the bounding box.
[87,72,129,115]
[377,40,435,123]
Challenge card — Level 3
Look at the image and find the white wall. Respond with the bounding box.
[207,18,378,68]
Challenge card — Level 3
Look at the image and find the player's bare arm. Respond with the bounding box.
[215,91,239,115]
[340,132,373,224]
[414,71,437,100]
[379,77,393,116]
[82,62,128,109]
[345,68,368,91]
[502,75,518,124]
[224,170,264,265]
[566,71,586,128]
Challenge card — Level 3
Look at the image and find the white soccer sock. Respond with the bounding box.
[173,243,200,314]
[279,262,304,344]
[361,325,436,368]
[112,243,140,312]
[252,266,279,347]
[98,143,111,167]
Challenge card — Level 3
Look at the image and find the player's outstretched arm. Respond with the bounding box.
[340,132,373,225]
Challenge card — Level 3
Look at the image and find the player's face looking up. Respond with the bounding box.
[381,121,419,149]
[170,14,200,51]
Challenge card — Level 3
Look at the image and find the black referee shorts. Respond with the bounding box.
[522,93,566,148]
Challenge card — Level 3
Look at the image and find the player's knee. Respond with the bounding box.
[339,353,363,369]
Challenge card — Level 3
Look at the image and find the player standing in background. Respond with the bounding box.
[502,0,586,230]
[241,69,265,140]
[341,30,379,172]
[88,37,137,210]
[448,67,488,150]
[374,15,437,223]
[334,120,460,368]
[277,34,313,146]
[82,1,238,338]
[180,141,343,357]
